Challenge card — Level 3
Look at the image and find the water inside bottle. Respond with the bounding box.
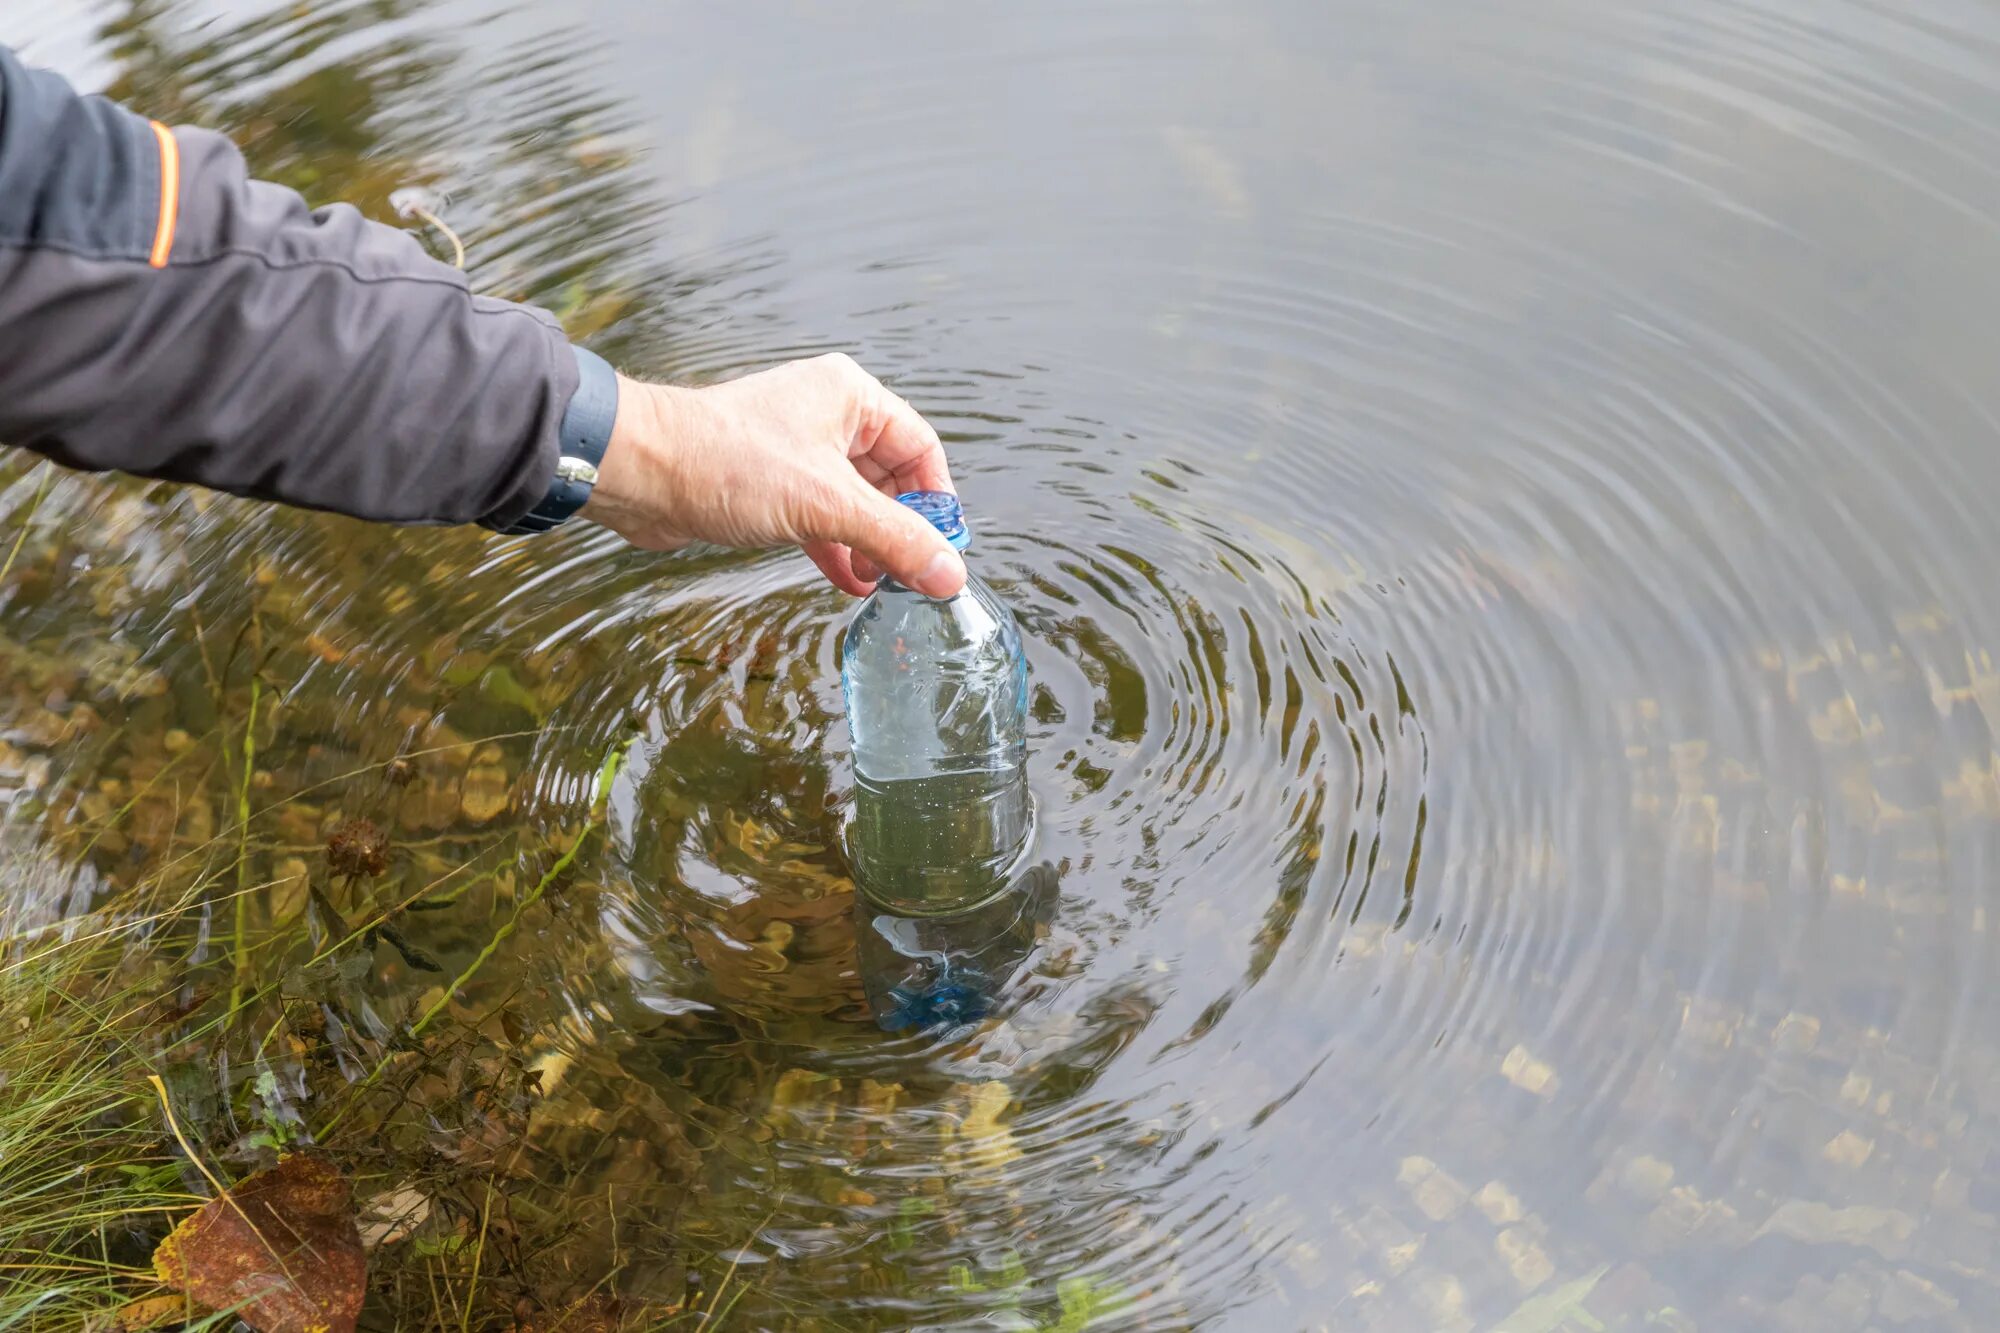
[842,491,1034,914]
[850,767,1033,913]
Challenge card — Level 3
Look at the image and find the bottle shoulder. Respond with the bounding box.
[845,574,1021,654]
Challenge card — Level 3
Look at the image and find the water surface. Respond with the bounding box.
[10,0,2000,1327]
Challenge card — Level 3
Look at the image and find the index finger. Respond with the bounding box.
[855,387,955,497]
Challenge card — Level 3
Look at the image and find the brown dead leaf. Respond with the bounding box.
[152,1152,366,1333]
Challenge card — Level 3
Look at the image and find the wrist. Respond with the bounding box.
[583,376,699,528]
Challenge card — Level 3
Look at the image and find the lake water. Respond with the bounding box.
[10,1,2000,1328]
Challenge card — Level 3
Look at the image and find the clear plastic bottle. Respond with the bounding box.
[842,492,1031,915]
[854,860,1058,1032]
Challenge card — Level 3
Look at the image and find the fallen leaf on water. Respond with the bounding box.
[152,1152,366,1333]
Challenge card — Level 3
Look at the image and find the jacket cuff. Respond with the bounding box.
[489,345,618,535]
[475,322,579,531]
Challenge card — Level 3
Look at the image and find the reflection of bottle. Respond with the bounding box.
[842,492,1033,915]
[855,861,1058,1033]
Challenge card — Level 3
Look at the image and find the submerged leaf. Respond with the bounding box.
[1495,1264,1611,1333]
[152,1152,366,1333]
[357,1185,431,1249]
[1054,1274,1132,1331]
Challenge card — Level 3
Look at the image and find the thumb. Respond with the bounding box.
[839,484,967,598]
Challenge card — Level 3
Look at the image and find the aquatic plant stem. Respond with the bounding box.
[460,1179,492,1333]
[406,835,580,1038]
[227,675,258,1015]
[407,739,627,1039]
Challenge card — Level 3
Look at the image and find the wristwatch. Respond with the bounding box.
[491,344,619,535]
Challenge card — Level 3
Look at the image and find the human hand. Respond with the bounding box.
[581,353,966,598]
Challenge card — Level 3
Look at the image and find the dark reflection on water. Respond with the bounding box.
[12,0,2000,1326]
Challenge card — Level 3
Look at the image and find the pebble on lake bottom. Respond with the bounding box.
[1499,1045,1559,1097]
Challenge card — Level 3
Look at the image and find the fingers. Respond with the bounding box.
[829,481,966,598]
[856,380,955,497]
[802,539,874,598]
[651,353,962,599]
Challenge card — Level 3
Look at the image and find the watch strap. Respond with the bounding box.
[493,344,618,535]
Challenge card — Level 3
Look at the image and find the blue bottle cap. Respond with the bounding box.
[897,490,971,550]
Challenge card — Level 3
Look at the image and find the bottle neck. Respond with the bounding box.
[878,572,965,599]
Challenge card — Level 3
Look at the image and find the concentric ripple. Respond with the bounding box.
[12,0,2000,1326]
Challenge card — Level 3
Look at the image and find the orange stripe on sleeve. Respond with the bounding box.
[146,120,179,268]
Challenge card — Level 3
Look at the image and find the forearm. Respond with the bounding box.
[0,49,965,594]
[0,44,566,527]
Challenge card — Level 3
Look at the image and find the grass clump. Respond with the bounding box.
[0,940,198,1330]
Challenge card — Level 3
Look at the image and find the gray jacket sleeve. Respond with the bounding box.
[0,44,570,528]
